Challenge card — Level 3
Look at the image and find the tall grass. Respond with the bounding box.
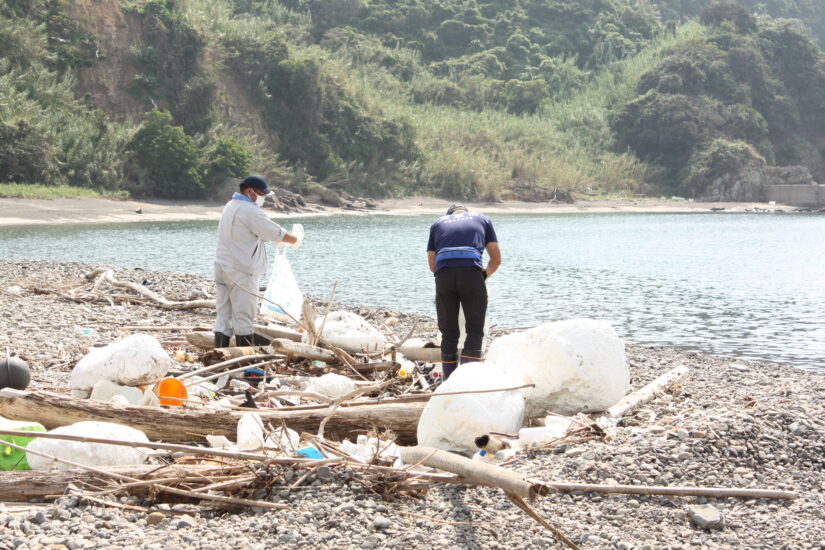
[0,183,127,199]
[338,22,706,199]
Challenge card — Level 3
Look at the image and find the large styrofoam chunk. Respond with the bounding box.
[486,318,629,417]
[416,362,524,452]
[71,334,171,398]
[313,311,386,354]
[306,373,357,400]
[27,422,150,471]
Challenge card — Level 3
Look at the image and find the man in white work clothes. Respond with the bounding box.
[214,175,304,347]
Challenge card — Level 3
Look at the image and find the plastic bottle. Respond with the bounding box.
[0,417,46,471]
[472,449,493,462]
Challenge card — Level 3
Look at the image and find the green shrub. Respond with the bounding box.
[126,110,204,198]
[204,138,251,190]
[0,120,55,184]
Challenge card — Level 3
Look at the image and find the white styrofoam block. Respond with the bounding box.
[313,311,386,354]
[89,380,144,405]
[71,334,171,398]
[27,421,150,471]
[306,373,357,400]
[486,318,629,417]
[417,362,524,452]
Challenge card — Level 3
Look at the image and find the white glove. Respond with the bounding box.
[289,223,304,249]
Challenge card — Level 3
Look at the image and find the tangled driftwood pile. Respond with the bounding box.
[0,268,801,550]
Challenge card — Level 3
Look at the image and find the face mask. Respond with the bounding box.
[255,194,266,208]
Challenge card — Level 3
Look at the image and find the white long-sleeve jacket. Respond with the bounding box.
[214,196,287,276]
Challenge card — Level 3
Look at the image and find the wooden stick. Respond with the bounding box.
[331,347,370,381]
[546,481,797,500]
[125,326,209,332]
[178,354,277,380]
[507,492,580,550]
[202,347,274,366]
[0,429,317,464]
[185,360,275,386]
[606,365,689,418]
[399,446,547,500]
[317,380,395,440]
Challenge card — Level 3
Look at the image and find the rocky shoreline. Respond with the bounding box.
[0,260,823,550]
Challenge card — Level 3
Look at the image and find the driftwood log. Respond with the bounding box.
[400,445,548,500]
[0,389,423,444]
[254,324,302,342]
[186,324,303,351]
[606,365,689,418]
[86,269,215,310]
[270,339,338,363]
[202,347,276,366]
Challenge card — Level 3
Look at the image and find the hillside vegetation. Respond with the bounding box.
[0,0,823,200]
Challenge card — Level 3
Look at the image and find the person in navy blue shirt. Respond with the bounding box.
[427,204,501,379]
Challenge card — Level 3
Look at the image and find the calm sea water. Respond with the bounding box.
[1,212,823,372]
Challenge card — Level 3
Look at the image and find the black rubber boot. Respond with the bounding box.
[214,332,231,348]
[235,334,254,347]
[460,349,484,365]
[252,333,272,346]
[441,352,459,380]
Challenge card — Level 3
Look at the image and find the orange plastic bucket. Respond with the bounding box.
[156,378,188,407]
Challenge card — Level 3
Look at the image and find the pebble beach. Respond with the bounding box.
[0,260,823,549]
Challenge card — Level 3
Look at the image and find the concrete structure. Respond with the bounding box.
[767,184,825,207]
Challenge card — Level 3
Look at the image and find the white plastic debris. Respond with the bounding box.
[236,413,300,452]
[206,435,234,450]
[110,395,130,406]
[416,362,524,452]
[237,412,265,451]
[398,338,441,362]
[267,426,300,452]
[518,417,573,447]
[27,422,150,471]
[486,318,629,417]
[185,376,219,401]
[70,334,171,398]
[306,373,357,400]
[89,380,144,405]
[260,249,303,324]
[313,311,386,353]
[340,436,399,463]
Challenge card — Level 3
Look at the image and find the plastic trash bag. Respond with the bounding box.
[259,248,303,324]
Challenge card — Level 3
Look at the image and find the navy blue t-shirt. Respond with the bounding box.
[427,211,497,273]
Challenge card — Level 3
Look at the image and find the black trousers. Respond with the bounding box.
[435,267,488,356]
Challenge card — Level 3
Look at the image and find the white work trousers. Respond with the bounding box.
[214,263,258,336]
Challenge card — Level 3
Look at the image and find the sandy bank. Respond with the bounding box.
[378,196,798,215]
[0,196,800,226]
